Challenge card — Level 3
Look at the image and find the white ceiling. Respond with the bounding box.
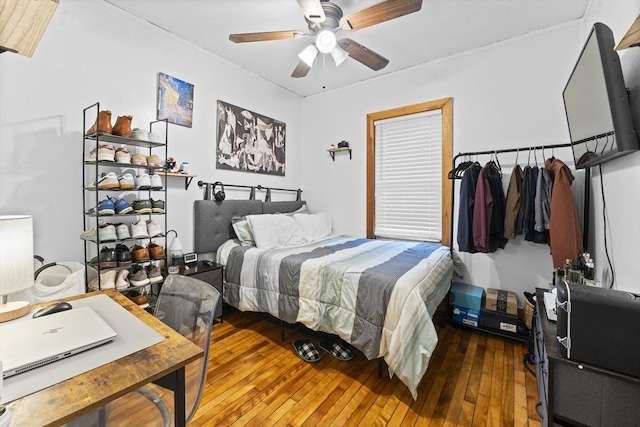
[105,0,591,97]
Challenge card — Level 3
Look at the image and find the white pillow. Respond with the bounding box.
[294,212,332,242]
[247,214,308,249]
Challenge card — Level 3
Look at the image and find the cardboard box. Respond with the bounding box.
[479,308,519,334]
[449,282,484,311]
[485,288,517,315]
[452,305,480,328]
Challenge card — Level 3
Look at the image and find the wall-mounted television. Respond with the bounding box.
[563,22,639,169]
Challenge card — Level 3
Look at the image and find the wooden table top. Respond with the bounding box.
[4,290,204,427]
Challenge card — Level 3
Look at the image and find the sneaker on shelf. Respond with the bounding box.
[146,220,162,238]
[132,199,152,214]
[118,173,135,190]
[115,146,131,164]
[151,199,165,214]
[99,246,117,268]
[98,223,117,242]
[84,147,98,162]
[97,144,116,162]
[98,172,120,190]
[131,128,148,141]
[147,242,165,260]
[131,220,149,239]
[131,153,148,166]
[150,174,163,190]
[115,269,130,290]
[131,244,150,263]
[115,223,131,240]
[147,154,162,167]
[100,269,117,289]
[147,265,163,284]
[80,227,97,242]
[112,197,134,215]
[116,243,132,267]
[89,198,115,216]
[147,132,160,143]
[135,173,151,190]
[130,265,150,286]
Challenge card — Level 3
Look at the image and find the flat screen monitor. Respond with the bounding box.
[563,22,639,169]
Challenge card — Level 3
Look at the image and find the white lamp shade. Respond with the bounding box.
[298,44,318,67]
[0,215,34,296]
[315,29,336,54]
[330,45,349,66]
[0,0,59,57]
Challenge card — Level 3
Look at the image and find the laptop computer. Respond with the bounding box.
[0,306,117,379]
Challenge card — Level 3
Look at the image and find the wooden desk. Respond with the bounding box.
[4,290,204,427]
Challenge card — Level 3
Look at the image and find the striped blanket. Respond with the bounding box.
[219,235,455,399]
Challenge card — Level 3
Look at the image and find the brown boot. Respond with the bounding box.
[86,110,113,135]
[112,115,133,137]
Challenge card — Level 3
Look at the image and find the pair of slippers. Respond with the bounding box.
[292,338,353,363]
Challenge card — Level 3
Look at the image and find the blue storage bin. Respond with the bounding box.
[449,282,484,311]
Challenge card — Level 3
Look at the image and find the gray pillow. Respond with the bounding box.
[231,216,255,246]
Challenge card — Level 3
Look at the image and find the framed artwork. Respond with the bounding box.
[216,100,286,176]
[157,72,194,127]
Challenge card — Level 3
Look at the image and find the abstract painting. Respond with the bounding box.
[157,72,194,127]
[216,100,286,176]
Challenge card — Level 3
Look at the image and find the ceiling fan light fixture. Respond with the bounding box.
[315,29,336,53]
[298,44,318,67]
[330,45,349,66]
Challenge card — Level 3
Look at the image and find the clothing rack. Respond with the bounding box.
[197,180,302,201]
[448,142,591,254]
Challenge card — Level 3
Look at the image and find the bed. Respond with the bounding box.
[194,199,459,399]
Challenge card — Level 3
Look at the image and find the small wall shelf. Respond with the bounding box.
[166,172,197,190]
[327,147,352,161]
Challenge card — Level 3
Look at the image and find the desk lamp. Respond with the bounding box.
[167,230,184,266]
[0,215,34,322]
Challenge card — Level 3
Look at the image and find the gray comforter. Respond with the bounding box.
[220,235,455,399]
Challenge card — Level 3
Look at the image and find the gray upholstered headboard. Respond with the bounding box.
[193,199,306,256]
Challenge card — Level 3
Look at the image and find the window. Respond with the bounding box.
[366,98,453,245]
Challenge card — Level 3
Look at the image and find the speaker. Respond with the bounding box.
[213,181,226,201]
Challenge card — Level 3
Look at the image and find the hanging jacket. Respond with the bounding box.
[504,165,523,240]
[524,166,539,242]
[546,158,583,268]
[516,166,531,235]
[457,163,482,253]
[473,163,506,252]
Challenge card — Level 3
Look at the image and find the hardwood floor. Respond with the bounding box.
[106,306,541,426]
[190,307,540,426]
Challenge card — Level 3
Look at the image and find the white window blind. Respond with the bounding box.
[374,110,442,242]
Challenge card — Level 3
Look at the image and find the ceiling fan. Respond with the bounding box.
[229,0,423,78]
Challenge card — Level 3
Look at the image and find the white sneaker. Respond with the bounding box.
[115,223,131,240]
[99,270,117,289]
[136,174,151,190]
[98,144,116,162]
[115,269,130,290]
[118,173,135,190]
[115,146,131,164]
[131,220,149,238]
[97,172,119,190]
[147,220,162,237]
[150,174,163,190]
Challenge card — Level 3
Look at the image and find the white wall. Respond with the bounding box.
[300,16,634,303]
[0,0,303,264]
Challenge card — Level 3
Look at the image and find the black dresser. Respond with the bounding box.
[534,288,640,426]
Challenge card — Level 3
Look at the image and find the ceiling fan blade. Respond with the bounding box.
[339,0,422,31]
[229,30,304,43]
[338,38,389,71]
[296,0,325,23]
[291,60,312,78]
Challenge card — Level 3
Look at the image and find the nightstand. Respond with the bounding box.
[179,261,224,320]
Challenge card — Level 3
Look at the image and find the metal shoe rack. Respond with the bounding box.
[82,102,168,308]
